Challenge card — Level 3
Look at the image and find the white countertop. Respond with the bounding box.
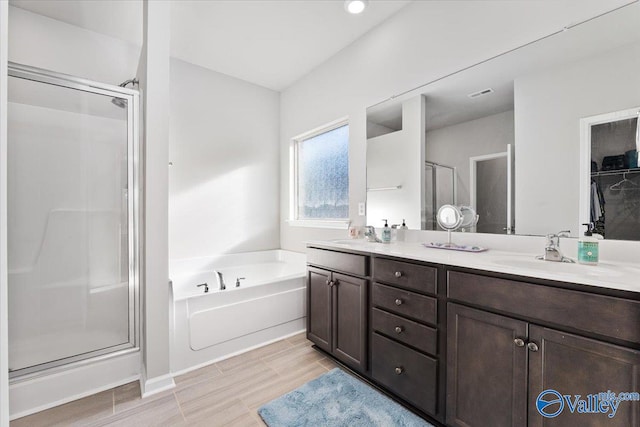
[307,239,640,294]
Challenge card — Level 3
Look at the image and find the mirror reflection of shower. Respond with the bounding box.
[424,161,456,230]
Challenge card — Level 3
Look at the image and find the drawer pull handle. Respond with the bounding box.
[527,342,539,352]
[514,338,525,347]
[394,271,403,278]
[395,326,403,334]
[395,298,403,306]
[395,367,404,375]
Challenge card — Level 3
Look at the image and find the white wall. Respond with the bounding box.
[514,43,640,237]
[8,6,140,85]
[168,59,280,261]
[1,0,9,424]
[426,110,514,206]
[139,0,174,396]
[367,96,424,229]
[279,0,634,252]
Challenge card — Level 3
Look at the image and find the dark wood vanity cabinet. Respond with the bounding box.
[447,270,640,427]
[306,248,368,372]
[447,304,527,427]
[306,246,640,427]
[370,257,443,419]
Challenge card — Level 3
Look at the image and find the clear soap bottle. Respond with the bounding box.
[396,219,408,242]
[381,219,391,243]
[578,223,599,265]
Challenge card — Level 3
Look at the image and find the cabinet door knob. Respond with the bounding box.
[333,279,339,286]
[395,326,403,334]
[325,279,331,286]
[394,271,403,278]
[514,338,525,347]
[527,342,539,352]
[395,298,403,306]
[395,367,404,375]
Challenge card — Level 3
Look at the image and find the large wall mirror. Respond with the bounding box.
[366,2,640,240]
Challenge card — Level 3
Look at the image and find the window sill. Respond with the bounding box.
[287,219,350,230]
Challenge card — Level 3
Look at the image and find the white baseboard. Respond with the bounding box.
[140,372,175,398]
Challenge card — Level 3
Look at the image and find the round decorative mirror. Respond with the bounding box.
[437,205,463,230]
[459,206,479,230]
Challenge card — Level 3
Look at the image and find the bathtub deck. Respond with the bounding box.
[10,333,336,426]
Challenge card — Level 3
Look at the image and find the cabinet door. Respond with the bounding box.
[307,267,332,353]
[332,272,367,371]
[528,326,640,427]
[447,304,528,427]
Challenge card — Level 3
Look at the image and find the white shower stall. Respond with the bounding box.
[7,63,140,379]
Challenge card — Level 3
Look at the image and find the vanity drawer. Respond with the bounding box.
[372,283,437,325]
[372,332,438,415]
[307,248,368,277]
[373,258,437,295]
[372,308,437,355]
[447,271,640,344]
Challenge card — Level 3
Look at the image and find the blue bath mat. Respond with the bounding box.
[258,368,435,427]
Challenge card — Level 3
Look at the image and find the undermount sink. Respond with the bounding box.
[490,256,627,278]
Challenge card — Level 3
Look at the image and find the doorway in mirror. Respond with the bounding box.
[582,110,640,240]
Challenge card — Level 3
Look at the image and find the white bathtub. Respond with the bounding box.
[170,250,307,374]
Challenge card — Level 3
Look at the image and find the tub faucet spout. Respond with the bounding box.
[215,271,226,290]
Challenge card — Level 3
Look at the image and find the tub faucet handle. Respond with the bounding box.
[236,277,246,288]
[197,283,209,293]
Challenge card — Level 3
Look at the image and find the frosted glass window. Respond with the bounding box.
[296,124,349,220]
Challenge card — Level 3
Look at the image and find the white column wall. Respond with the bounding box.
[1,0,10,425]
[139,0,173,395]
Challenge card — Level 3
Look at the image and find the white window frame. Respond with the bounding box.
[289,117,350,229]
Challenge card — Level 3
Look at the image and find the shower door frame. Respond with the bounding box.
[7,62,140,379]
[424,161,457,230]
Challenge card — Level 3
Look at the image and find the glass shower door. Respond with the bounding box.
[7,64,139,377]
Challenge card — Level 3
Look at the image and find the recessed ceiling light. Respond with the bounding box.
[345,0,368,15]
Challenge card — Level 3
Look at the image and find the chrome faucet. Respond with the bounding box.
[536,231,575,263]
[364,226,381,242]
[215,271,226,290]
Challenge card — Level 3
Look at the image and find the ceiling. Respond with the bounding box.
[9,0,411,91]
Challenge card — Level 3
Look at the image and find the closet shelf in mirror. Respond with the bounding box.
[591,168,640,178]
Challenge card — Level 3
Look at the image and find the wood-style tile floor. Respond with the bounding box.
[11,333,336,427]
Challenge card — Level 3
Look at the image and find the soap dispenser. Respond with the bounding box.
[381,219,391,243]
[578,223,599,265]
[396,219,408,242]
